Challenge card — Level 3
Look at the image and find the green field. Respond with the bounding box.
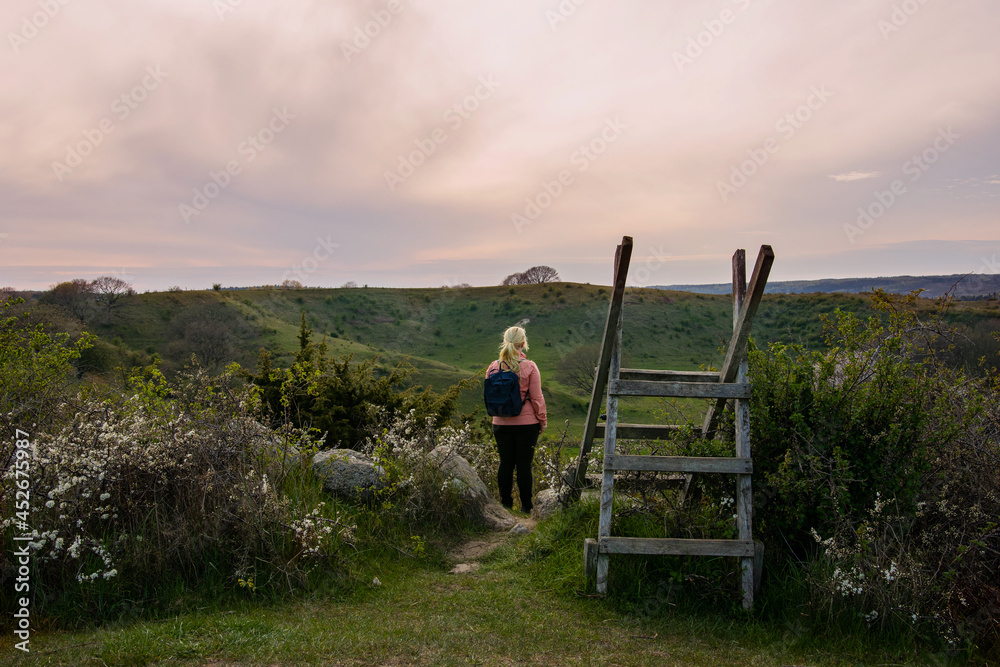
[74,282,1000,439]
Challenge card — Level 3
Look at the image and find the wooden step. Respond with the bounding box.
[609,379,750,399]
[594,423,683,440]
[618,369,720,383]
[604,454,752,474]
[599,537,755,557]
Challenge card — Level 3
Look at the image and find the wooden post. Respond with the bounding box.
[584,538,598,593]
[702,245,773,439]
[753,541,765,598]
[567,236,633,493]
[731,250,755,610]
[595,306,623,595]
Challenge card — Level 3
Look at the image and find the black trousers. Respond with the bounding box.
[492,423,539,512]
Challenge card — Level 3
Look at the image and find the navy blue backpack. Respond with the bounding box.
[483,361,526,417]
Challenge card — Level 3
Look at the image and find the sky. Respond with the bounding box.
[2,0,999,292]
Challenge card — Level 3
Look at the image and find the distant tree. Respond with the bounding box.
[521,266,559,284]
[90,276,135,322]
[167,285,183,292]
[41,279,94,320]
[165,302,260,370]
[341,281,358,288]
[502,266,559,286]
[212,283,222,291]
[557,344,600,393]
[281,279,303,290]
[502,272,525,286]
[557,343,632,394]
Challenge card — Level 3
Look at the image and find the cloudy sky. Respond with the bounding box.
[2,0,999,291]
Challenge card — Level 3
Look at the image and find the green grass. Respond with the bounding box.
[71,283,1000,440]
[4,499,970,666]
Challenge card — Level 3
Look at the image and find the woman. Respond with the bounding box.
[486,326,547,513]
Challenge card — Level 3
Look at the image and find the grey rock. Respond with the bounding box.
[532,488,562,521]
[429,445,516,530]
[312,448,386,501]
[509,523,530,536]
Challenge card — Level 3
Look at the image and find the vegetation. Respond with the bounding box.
[574,291,999,660]
[245,313,469,449]
[501,265,560,285]
[0,282,997,663]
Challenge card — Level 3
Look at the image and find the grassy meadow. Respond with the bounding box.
[68,282,1000,439]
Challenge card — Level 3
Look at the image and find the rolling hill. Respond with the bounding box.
[24,282,1000,438]
[656,273,1000,297]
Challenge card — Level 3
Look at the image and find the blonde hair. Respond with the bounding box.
[498,326,528,372]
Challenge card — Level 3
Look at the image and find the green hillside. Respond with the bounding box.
[47,283,1000,438]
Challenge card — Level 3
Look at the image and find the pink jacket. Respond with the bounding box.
[486,352,547,430]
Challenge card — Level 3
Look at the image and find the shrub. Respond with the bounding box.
[362,409,497,531]
[247,314,469,449]
[1,365,353,622]
[749,291,1000,652]
[0,299,94,439]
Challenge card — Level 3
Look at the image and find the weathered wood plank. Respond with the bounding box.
[618,369,719,383]
[610,380,750,399]
[584,539,598,594]
[568,236,633,493]
[593,423,683,440]
[599,537,755,558]
[702,245,773,438]
[605,454,752,474]
[733,249,756,610]
[596,306,624,595]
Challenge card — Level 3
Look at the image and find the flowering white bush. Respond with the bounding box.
[360,409,503,529]
[0,365,350,613]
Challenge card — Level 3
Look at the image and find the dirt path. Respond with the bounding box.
[447,515,537,574]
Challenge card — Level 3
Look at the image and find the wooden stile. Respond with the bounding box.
[574,241,772,610]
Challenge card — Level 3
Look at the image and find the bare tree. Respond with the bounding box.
[502,266,559,286]
[281,279,303,289]
[502,272,525,286]
[521,265,560,284]
[557,344,601,393]
[557,343,631,393]
[90,276,134,321]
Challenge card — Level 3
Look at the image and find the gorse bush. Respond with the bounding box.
[247,313,469,449]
